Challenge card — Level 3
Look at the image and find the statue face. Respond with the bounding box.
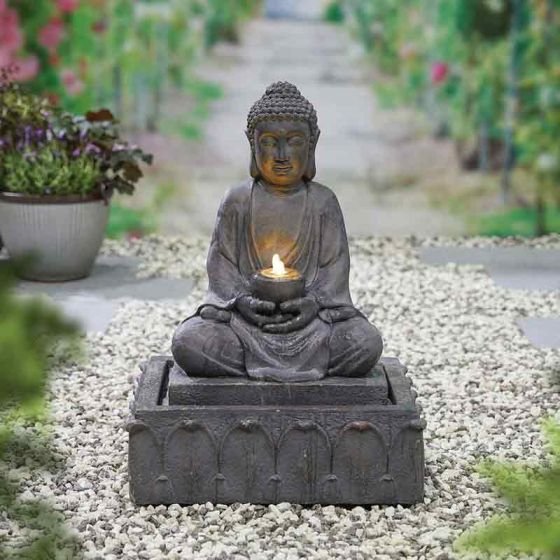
[253,120,311,187]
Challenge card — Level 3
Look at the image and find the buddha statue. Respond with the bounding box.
[172,82,383,382]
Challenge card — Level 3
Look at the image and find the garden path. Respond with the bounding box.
[134,16,465,238]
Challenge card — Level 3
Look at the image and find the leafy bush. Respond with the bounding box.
[457,420,560,558]
[0,265,82,557]
[0,69,152,199]
[3,143,101,197]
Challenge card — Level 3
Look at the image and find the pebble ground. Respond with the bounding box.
[3,235,560,559]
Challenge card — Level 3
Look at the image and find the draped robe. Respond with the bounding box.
[175,179,381,382]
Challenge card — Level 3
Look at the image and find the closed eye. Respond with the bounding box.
[260,137,277,147]
[288,136,304,146]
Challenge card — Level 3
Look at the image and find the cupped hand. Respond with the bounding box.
[200,306,232,323]
[236,294,290,327]
[262,295,319,334]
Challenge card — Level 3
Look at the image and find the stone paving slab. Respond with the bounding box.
[419,246,560,290]
[264,0,324,20]
[517,317,560,349]
[420,246,560,348]
[1,255,193,334]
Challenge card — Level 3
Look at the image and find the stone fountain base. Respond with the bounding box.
[127,356,425,506]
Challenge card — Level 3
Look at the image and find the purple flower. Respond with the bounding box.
[84,143,101,155]
[71,147,81,157]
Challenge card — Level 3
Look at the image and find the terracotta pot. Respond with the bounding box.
[0,192,109,281]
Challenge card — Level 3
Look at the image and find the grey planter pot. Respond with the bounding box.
[0,192,109,282]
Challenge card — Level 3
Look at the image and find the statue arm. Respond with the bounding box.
[307,193,355,318]
[201,193,250,311]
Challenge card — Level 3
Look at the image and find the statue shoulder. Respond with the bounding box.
[307,181,341,211]
[220,180,252,210]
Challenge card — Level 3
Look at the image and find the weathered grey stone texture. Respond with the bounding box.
[128,356,425,506]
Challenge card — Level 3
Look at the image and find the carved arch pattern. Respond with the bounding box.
[138,416,423,504]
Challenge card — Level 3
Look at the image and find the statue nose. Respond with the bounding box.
[276,139,289,161]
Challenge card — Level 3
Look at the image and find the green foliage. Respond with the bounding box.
[0,73,152,198]
[343,0,560,233]
[163,78,223,141]
[204,0,260,49]
[0,266,82,557]
[0,267,79,414]
[53,109,154,198]
[324,1,346,23]
[514,2,560,203]
[3,144,101,197]
[471,205,560,236]
[107,180,176,239]
[454,0,513,40]
[0,69,50,158]
[5,0,259,133]
[457,420,560,558]
[184,78,223,103]
[106,204,155,239]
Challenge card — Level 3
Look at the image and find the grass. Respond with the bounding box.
[471,206,560,237]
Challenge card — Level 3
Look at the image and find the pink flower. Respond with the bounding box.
[0,7,23,54]
[11,56,39,81]
[0,47,10,68]
[430,61,449,85]
[57,0,79,13]
[61,68,84,96]
[38,18,65,52]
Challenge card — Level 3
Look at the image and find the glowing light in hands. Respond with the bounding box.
[272,254,286,276]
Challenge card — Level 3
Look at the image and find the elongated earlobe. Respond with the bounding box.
[246,130,261,179]
[303,151,316,181]
[304,131,320,181]
[249,151,261,179]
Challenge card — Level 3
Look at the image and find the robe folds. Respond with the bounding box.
[183,178,377,382]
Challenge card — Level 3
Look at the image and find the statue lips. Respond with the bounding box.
[272,164,293,175]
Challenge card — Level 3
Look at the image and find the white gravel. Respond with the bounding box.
[4,235,560,559]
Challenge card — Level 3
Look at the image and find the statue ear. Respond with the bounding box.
[249,151,261,179]
[303,131,320,181]
[246,129,261,179]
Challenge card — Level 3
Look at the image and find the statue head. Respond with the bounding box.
[246,81,320,186]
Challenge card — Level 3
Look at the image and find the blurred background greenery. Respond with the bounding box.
[0,265,82,558]
[327,0,560,236]
[0,0,260,239]
[2,0,559,237]
[1,2,560,557]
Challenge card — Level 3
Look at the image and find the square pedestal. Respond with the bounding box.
[128,357,425,506]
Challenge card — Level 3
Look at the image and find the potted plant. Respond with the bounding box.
[0,68,152,281]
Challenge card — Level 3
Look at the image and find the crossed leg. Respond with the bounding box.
[171,314,383,378]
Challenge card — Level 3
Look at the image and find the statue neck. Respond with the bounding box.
[258,179,306,196]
